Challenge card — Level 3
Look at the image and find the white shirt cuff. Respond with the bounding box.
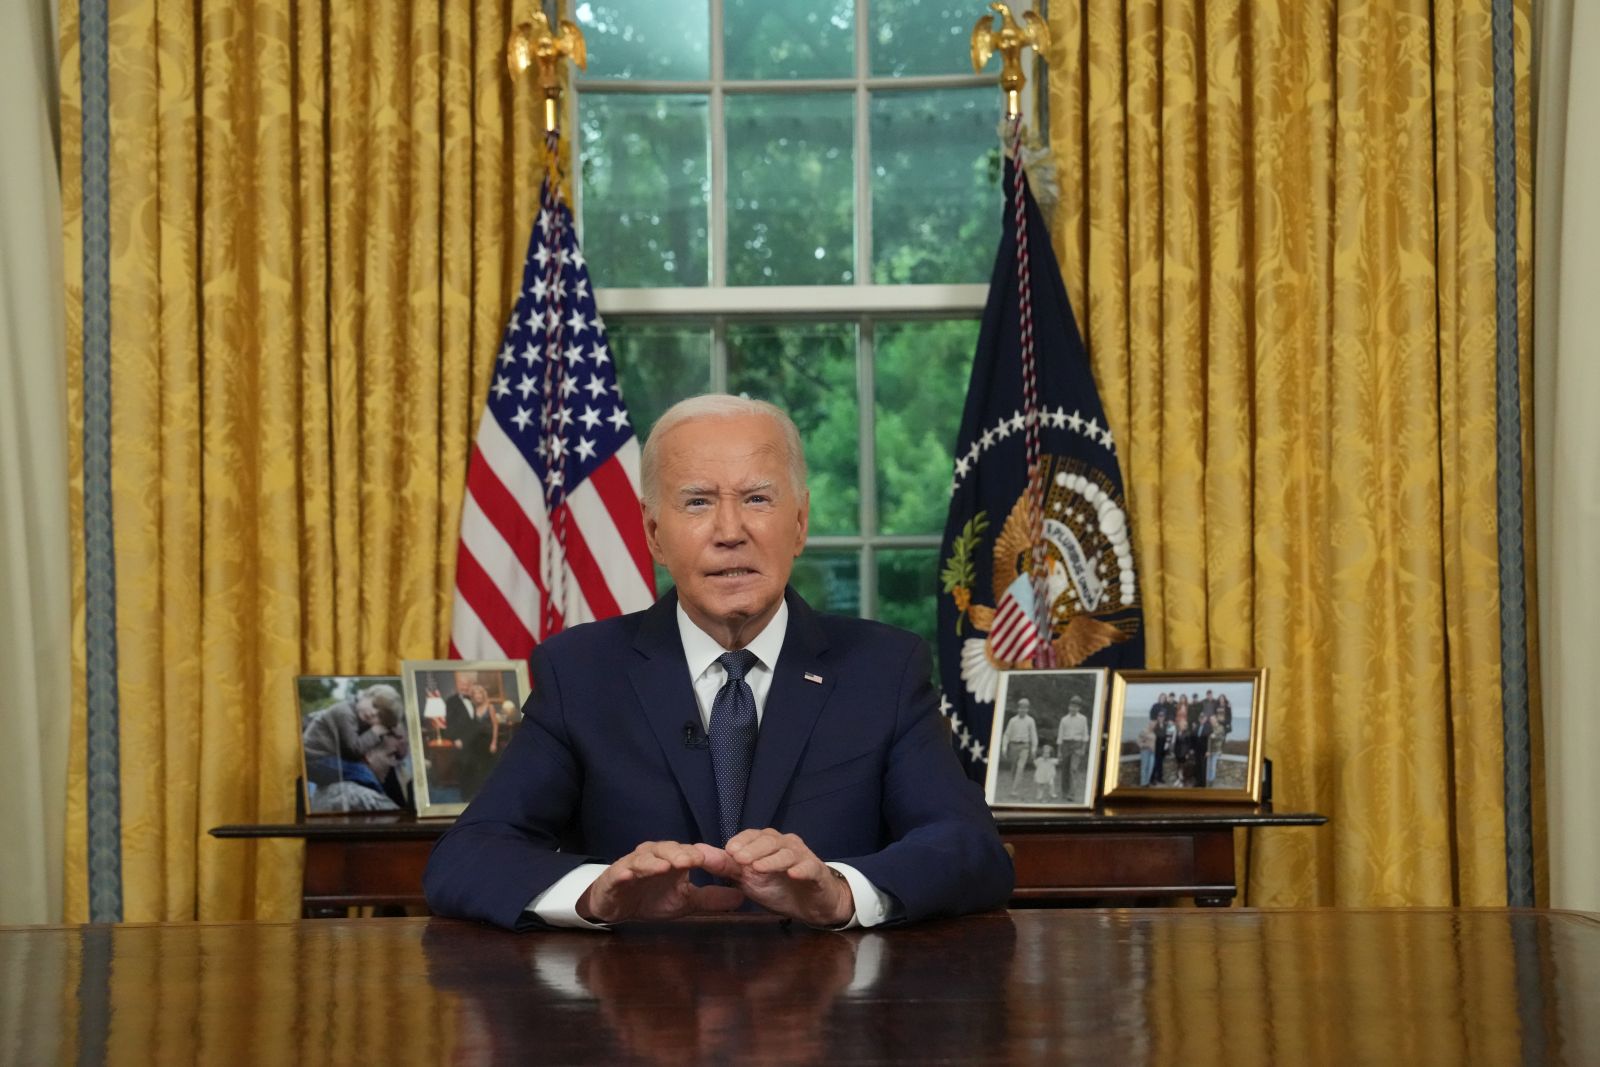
[525,863,612,929]
[826,862,895,929]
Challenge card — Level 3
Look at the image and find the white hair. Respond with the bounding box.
[640,393,808,510]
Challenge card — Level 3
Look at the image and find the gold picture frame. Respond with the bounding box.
[402,659,532,818]
[1103,669,1268,803]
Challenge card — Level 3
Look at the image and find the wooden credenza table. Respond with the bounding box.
[211,806,1324,915]
[4,909,1596,1065]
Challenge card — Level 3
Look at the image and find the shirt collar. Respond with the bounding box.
[676,598,789,679]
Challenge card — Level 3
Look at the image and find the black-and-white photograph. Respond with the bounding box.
[296,675,412,815]
[1103,669,1269,802]
[983,669,1108,809]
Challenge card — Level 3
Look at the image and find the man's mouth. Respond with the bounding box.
[709,568,757,578]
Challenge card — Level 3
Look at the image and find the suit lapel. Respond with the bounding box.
[743,590,834,831]
[625,591,721,845]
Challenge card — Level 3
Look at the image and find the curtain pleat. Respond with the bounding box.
[1047,0,1535,906]
[61,0,541,921]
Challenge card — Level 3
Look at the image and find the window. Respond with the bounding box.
[572,0,1031,651]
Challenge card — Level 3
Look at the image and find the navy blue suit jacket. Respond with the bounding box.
[423,588,1014,930]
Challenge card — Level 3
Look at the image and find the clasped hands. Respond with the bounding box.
[575,829,853,928]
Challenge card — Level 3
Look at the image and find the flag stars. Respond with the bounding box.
[554,406,574,430]
[1066,410,1084,433]
[576,437,597,461]
[1008,411,1026,433]
[511,406,534,431]
[517,374,538,399]
[492,375,511,400]
[530,276,550,304]
[560,376,579,399]
[579,405,602,430]
[564,342,586,366]
[533,244,552,269]
[606,407,630,432]
[522,343,542,366]
[591,342,610,366]
[584,375,609,400]
[537,208,553,236]
[566,310,589,335]
[499,343,515,365]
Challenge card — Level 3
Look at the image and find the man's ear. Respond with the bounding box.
[643,501,665,564]
[792,490,810,557]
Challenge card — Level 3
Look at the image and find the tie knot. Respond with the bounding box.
[718,649,759,683]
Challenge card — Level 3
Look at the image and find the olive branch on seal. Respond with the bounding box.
[940,511,989,635]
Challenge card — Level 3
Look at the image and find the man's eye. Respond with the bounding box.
[746,495,770,505]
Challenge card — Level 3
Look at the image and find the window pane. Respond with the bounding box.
[874,318,978,534]
[726,323,858,535]
[609,321,713,441]
[724,0,855,79]
[791,550,860,615]
[726,93,855,285]
[574,0,709,80]
[579,95,710,287]
[877,548,939,652]
[869,0,980,76]
[871,87,1000,283]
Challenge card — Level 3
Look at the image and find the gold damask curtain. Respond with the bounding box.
[1047,0,1537,905]
[60,2,544,921]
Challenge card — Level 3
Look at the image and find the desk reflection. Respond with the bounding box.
[422,916,1017,1066]
[5,910,1600,1065]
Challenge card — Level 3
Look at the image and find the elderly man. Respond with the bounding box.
[424,394,1013,930]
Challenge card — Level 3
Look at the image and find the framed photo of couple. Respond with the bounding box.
[983,668,1109,810]
[1102,669,1269,803]
[402,659,532,818]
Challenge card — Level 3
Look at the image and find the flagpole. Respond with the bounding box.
[507,9,589,640]
[972,4,1057,667]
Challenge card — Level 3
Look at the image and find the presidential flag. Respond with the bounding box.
[450,149,656,659]
[937,143,1144,780]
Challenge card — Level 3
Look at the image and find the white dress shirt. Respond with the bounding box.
[526,602,895,928]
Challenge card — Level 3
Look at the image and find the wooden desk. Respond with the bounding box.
[212,807,1323,915]
[4,910,1596,1065]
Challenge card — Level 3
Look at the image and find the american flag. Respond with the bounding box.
[450,163,657,658]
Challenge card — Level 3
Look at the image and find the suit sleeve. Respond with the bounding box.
[422,646,601,930]
[836,638,1015,922]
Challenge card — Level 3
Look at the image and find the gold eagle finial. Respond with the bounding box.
[970,2,1051,120]
[507,11,588,133]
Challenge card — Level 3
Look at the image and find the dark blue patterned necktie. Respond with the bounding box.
[709,649,760,844]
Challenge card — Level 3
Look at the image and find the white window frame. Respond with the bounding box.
[569,0,1041,620]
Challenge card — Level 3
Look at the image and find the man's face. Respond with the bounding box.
[1016,699,1031,719]
[644,413,809,646]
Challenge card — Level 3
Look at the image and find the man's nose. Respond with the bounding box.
[711,496,745,543]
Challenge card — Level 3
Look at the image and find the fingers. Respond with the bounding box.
[725,829,823,877]
[609,840,709,881]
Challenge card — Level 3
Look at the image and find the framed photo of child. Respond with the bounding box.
[983,668,1109,810]
[402,659,532,818]
[1102,668,1269,803]
[295,675,412,815]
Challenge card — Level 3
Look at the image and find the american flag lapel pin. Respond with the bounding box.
[804,672,824,684]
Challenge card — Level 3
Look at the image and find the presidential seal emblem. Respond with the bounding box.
[942,452,1140,706]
